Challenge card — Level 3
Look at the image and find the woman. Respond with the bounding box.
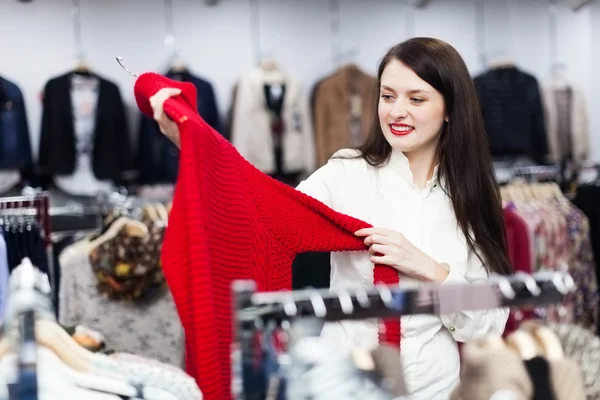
[150,37,511,398]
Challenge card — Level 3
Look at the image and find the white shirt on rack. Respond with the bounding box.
[54,74,113,196]
[296,148,509,400]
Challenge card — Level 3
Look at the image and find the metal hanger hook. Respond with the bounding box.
[376,284,393,306]
[283,294,297,317]
[309,291,327,318]
[116,57,139,78]
[335,290,353,314]
[515,272,541,297]
[492,275,516,300]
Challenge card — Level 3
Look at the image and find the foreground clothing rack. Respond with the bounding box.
[232,271,576,399]
[0,257,203,399]
[1,257,53,400]
[0,193,54,300]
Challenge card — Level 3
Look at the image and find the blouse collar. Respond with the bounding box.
[387,150,440,194]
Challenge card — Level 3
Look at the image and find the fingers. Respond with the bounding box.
[355,227,381,236]
[370,254,393,265]
[149,88,182,122]
[368,243,386,255]
[364,234,392,246]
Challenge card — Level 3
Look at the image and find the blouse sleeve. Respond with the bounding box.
[439,254,510,342]
[295,150,352,208]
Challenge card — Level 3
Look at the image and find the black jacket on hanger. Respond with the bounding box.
[474,66,548,164]
[36,72,132,186]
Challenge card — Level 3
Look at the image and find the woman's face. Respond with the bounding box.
[378,59,447,157]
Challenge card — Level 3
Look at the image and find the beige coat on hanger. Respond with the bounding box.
[312,64,378,167]
[541,83,589,163]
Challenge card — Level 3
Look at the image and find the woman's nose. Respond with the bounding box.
[390,100,407,120]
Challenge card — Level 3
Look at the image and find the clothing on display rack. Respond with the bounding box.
[311,64,378,168]
[134,72,399,400]
[0,76,33,194]
[135,68,222,185]
[232,271,584,400]
[230,63,315,187]
[573,179,600,334]
[541,76,589,164]
[500,179,599,333]
[473,65,548,164]
[58,205,185,368]
[0,257,202,400]
[450,327,587,400]
[0,235,7,323]
[37,70,133,196]
[0,193,53,322]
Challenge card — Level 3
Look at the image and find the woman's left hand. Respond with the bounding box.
[355,227,449,282]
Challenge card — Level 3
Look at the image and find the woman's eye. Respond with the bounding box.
[410,98,424,103]
[381,94,394,101]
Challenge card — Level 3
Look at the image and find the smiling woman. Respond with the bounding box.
[148,36,512,399]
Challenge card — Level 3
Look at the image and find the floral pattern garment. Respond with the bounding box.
[555,198,599,332]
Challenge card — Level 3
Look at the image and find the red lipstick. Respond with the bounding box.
[390,123,414,136]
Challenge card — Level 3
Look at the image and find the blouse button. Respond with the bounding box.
[448,326,456,333]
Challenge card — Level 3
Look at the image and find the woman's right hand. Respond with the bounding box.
[149,88,182,149]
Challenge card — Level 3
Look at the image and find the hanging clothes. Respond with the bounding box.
[473,66,548,164]
[37,71,133,194]
[53,74,113,196]
[312,64,378,167]
[135,68,222,185]
[0,234,8,322]
[541,83,589,163]
[0,76,33,193]
[1,217,49,276]
[230,66,315,186]
[573,183,600,333]
[450,334,586,400]
[58,216,185,368]
[501,182,599,332]
[502,207,533,336]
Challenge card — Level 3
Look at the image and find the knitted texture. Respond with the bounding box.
[134,72,400,400]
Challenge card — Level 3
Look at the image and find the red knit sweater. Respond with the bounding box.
[134,73,400,400]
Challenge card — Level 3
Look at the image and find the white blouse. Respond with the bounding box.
[296,148,509,399]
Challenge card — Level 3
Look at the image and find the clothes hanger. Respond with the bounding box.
[259,58,286,85]
[73,59,93,77]
[142,205,160,223]
[154,203,169,223]
[0,346,177,400]
[520,321,564,361]
[505,329,541,360]
[84,217,148,253]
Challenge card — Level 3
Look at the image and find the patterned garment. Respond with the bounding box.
[89,217,166,301]
[549,323,600,400]
[58,237,185,367]
[554,199,599,332]
[509,197,598,331]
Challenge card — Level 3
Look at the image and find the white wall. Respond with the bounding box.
[0,0,598,160]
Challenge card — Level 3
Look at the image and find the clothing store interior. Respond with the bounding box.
[2,0,600,398]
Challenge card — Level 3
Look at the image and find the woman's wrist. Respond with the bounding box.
[422,261,449,282]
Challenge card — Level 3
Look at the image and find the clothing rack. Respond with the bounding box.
[0,193,51,247]
[232,271,575,399]
[234,271,574,324]
[0,193,54,295]
[495,163,560,184]
[2,257,54,400]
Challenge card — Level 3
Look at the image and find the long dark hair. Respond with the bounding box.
[353,37,512,276]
